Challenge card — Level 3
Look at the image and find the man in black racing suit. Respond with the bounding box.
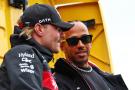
[0,4,73,90]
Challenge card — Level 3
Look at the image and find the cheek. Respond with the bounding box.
[63,46,73,55]
[67,47,76,56]
[47,28,60,39]
[52,31,60,40]
[86,43,92,52]
[46,33,59,43]
[88,43,92,49]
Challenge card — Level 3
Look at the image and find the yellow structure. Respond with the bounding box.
[0,0,112,73]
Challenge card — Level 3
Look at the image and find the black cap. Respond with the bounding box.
[19,4,74,31]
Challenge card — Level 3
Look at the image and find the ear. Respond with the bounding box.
[34,23,46,36]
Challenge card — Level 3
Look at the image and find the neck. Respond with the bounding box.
[68,60,93,73]
[67,59,90,69]
[76,62,90,68]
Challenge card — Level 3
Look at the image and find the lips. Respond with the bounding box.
[75,51,88,56]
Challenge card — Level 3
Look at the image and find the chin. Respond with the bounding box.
[73,57,88,65]
[78,55,88,61]
[51,44,60,53]
[79,58,88,63]
[52,48,60,53]
[73,60,88,65]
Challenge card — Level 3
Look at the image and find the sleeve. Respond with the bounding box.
[104,74,128,90]
[4,47,43,90]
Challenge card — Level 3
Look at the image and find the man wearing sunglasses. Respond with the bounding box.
[54,21,128,90]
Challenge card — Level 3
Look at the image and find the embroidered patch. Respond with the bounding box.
[18,52,35,74]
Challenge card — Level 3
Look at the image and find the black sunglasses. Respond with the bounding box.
[66,35,92,46]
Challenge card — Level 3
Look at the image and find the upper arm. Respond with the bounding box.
[4,46,43,90]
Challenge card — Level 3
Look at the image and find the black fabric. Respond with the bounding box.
[0,45,43,90]
[20,4,74,31]
[54,58,128,90]
[13,25,22,34]
[54,58,90,90]
[0,28,54,90]
[78,69,110,90]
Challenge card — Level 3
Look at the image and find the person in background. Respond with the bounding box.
[54,21,128,90]
[0,4,73,90]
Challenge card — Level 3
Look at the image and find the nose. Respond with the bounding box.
[77,40,85,47]
[77,40,86,50]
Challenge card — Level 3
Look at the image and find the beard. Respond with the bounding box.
[66,48,90,67]
[69,55,88,67]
